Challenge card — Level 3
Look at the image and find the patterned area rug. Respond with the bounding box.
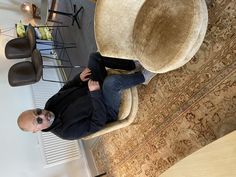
[91,0,236,176]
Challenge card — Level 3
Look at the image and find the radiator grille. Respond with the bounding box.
[31,61,81,168]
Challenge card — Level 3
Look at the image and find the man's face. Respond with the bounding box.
[18,109,54,133]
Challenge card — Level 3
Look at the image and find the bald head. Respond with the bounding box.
[17,109,54,133]
[18,110,32,131]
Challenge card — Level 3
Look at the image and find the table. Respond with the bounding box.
[40,0,84,28]
[40,0,58,24]
[40,0,50,24]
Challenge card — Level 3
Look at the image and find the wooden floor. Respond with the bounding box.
[52,0,97,80]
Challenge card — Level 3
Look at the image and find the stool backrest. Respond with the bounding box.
[27,24,37,53]
[32,49,43,82]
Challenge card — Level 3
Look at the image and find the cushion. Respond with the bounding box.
[16,21,26,38]
[34,28,42,39]
[95,0,208,73]
[132,0,206,73]
[118,88,132,120]
[107,69,132,120]
[36,27,53,40]
[95,0,144,59]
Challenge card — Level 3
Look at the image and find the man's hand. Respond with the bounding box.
[80,68,91,82]
[88,80,100,91]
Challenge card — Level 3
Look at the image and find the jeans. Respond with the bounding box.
[88,52,145,120]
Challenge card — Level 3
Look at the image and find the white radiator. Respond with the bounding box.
[31,60,81,168]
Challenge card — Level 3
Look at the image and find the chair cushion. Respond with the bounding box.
[16,21,26,38]
[107,69,132,120]
[5,38,31,59]
[133,0,205,73]
[118,88,132,120]
[95,0,145,59]
[82,85,138,140]
[169,0,208,71]
[8,61,37,87]
[95,0,208,73]
[36,27,53,40]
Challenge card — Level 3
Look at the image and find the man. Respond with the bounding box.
[17,52,156,140]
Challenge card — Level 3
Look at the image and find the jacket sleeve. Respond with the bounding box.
[89,90,108,131]
[59,72,87,91]
[53,121,92,140]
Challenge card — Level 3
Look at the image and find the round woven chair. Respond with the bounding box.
[94,0,208,73]
[82,69,138,140]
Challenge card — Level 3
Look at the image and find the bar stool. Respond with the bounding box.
[8,49,84,87]
[5,24,76,59]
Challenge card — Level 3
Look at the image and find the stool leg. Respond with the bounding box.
[42,65,86,83]
[43,65,84,69]
[39,46,76,52]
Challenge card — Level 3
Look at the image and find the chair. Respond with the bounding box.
[5,24,36,59]
[8,49,82,87]
[82,70,138,140]
[8,51,42,86]
[94,0,208,73]
[5,24,75,59]
[82,0,208,139]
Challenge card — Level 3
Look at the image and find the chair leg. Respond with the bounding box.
[52,40,76,46]
[42,55,70,62]
[35,25,69,28]
[42,65,85,83]
[39,46,76,52]
[37,40,75,45]
[37,40,77,48]
[42,77,66,83]
[43,65,83,69]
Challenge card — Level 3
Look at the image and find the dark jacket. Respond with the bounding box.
[42,74,111,140]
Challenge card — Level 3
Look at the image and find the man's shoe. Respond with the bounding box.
[141,68,157,85]
[128,60,142,74]
[134,60,142,71]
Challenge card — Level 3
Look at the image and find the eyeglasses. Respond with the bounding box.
[34,108,43,125]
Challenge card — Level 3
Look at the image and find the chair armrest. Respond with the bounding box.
[82,87,138,140]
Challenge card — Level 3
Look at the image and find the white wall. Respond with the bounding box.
[0,1,90,177]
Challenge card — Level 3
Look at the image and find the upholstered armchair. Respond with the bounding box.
[94,0,208,73]
[82,70,138,140]
[83,0,208,139]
